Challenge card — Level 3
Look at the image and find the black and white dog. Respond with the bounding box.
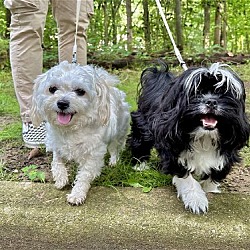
[128,60,249,214]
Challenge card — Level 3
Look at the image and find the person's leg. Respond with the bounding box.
[51,0,94,65]
[5,0,49,147]
[5,0,49,122]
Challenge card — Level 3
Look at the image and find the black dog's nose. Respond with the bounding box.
[205,99,217,109]
[57,100,70,110]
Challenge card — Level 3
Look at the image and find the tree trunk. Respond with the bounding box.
[221,0,227,49]
[203,0,210,49]
[111,0,117,45]
[174,0,183,51]
[214,0,222,46]
[142,0,151,52]
[102,1,109,46]
[246,33,250,53]
[126,0,133,51]
[111,0,122,46]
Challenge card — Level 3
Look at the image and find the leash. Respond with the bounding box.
[72,0,82,64]
[155,0,188,71]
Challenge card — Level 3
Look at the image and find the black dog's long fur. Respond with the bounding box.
[128,60,249,190]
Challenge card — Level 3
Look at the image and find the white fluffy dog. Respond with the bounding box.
[31,61,130,205]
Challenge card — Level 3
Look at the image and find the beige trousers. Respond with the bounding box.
[5,0,94,123]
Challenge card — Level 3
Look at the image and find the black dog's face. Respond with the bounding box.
[198,93,220,130]
[134,62,249,152]
[181,75,245,135]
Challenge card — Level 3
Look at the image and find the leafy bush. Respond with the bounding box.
[21,165,46,183]
[0,38,9,68]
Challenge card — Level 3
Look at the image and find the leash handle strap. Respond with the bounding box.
[155,0,188,70]
[72,0,82,64]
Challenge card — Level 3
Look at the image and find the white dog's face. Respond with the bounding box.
[37,71,97,127]
[31,61,116,128]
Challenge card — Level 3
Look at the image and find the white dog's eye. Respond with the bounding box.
[49,86,58,94]
[75,88,86,96]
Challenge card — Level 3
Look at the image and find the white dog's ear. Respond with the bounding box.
[95,79,110,126]
[30,75,45,127]
[94,68,120,125]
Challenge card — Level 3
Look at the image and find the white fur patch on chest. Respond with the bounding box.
[178,128,225,176]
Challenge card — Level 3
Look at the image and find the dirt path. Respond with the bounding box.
[0,182,249,250]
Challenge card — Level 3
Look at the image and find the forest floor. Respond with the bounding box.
[1,136,250,195]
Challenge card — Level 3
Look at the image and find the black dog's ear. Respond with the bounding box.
[150,67,198,149]
[137,60,175,112]
[152,82,189,149]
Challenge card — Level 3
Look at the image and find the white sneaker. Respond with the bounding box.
[22,122,46,148]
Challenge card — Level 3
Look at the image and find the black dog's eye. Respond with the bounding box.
[49,86,58,94]
[75,88,86,96]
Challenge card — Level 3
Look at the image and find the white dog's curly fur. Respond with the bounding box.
[31,61,130,205]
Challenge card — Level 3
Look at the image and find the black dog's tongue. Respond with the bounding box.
[201,115,218,129]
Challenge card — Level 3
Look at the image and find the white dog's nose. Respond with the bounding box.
[57,100,70,110]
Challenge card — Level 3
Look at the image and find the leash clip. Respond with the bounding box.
[72,52,77,64]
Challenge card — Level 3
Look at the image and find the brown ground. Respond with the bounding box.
[1,117,249,194]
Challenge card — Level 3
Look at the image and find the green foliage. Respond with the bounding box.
[43,47,58,68]
[42,6,58,67]
[0,91,19,115]
[21,165,46,183]
[0,161,18,181]
[0,122,22,141]
[89,43,131,61]
[0,164,9,180]
[0,38,8,50]
[0,0,249,66]
[0,38,9,68]
[124,168,172,192]
[93,149,172,191]
[240,146,250,167]
[0,1,7,37]
[0,70,20,142]
[116,69,140,111]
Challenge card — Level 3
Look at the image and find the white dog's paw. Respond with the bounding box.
[132,162,150,171]
[51,162,68,189]
[180,189,208,214]
[173,175,208,214]
[52,169,68,189]
[67,192,87,206]
[66,182,90,205]
[109,154,118,166]
[54,177,68,189]
[200,178,221,193]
